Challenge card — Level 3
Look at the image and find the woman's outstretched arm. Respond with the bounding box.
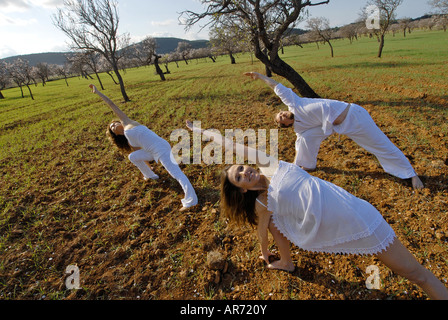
[244,72,279,90]
[89,84,134,126]
[185,120,277,168]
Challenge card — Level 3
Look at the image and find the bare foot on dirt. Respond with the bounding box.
[267,260,295,273]
[180,205,198,212]
[143,175,159,181]
[411,176,424,190]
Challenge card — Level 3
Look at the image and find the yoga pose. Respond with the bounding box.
[90,84,198,210]
[244,72,424,189]
[186,121,448,300]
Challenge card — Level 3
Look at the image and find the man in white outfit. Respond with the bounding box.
[244,72,424,189]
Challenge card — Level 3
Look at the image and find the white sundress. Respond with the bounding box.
[261,161,396,255]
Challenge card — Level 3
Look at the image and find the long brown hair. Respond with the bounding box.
[220,166,260,226]
[106,121,132,153]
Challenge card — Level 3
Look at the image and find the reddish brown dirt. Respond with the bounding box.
[1,83,447,301]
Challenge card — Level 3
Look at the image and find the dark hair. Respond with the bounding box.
[106,121,132,153]
[220,166,260,226]
[275,112,294,128]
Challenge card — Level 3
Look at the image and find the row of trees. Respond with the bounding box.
[182,0,446,98]
[2,0,446,101]
[0,40,220,100]
[296,13,447,59]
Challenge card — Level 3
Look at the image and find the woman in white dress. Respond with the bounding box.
[90,84,198,210]
[186,120,448,300]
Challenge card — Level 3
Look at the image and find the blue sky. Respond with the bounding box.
[0,0,435,59]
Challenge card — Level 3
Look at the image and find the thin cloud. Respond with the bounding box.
[0,12,37,26]
[0,0,31,12]
[151,19,177,27]
[0,0,62,12]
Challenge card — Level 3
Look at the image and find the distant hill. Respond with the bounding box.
[1,37,210,66]
[1,52,75,67]
[152,37,209,54]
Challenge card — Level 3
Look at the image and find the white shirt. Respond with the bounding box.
[274,84,349,135]
[124,125,171,162]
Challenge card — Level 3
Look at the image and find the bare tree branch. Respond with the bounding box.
[53,0,130,101]
[180,0,330,97]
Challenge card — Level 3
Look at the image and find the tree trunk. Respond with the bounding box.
[229,53,236,64]
[95,72,105,90]
[378,34,385,58]
[265,64,272,77]
[153,55,166,81]
[327,40,334,57]
[255,49,320,98]
[113,65,130,102]
[263,49,271,77]
[106,71,119,85]
[25,84,34,100]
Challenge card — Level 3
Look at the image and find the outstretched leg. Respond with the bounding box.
[376,238,448,300]
[158,151,198,210]
[294,127,330,171]
[335,105,423,189]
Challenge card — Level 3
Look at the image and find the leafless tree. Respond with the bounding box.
[398,18,413,37]
[53,0,131,101]
[129,36,165,81]
[54,62,72,86]
[176,42,193,65]
[83,51,106,90]
[429,0,448,13]
[209,24,244,64]
[8,59,35,100]
[159,54,173,74]
[181,0,330,98]
[34,63,51,86]
[167,51,182,68]
[129,36,156,67]
[362,0,404,58]
[338,22,363,43]
[429,0,448,31]
[0,60,9,99]
[307,17,334,57]
[191,47,217,63]
[67,53,92,79]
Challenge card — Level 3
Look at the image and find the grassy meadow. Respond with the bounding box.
[0,29,447,300]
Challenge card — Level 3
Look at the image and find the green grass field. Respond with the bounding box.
[1,29,446,159]
[0,29,447,300]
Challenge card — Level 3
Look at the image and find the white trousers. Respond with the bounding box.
[294,104,416,179]
[128,149,198,208]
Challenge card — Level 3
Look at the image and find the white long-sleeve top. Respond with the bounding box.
[274,84,349,135]
[124,125,171,162]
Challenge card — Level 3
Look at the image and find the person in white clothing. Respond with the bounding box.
[90,84,198,211]
[185,121,447,300]
[244,72,424,190]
